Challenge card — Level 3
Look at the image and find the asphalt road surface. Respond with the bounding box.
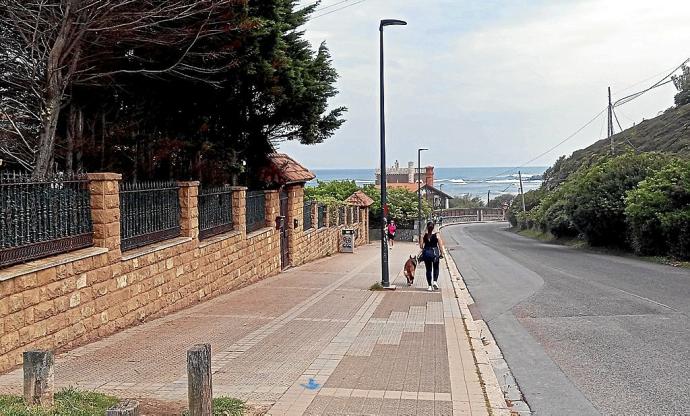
[444,222,690,416]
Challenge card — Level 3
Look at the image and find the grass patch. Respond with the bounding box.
[514,228,690,268]
[0,388,118,416]
[182,397,245,416]
[516,229,555,241]
[369,282,384,291]
[212,397,245,416]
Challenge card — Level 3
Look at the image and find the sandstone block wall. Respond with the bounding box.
[0,177,369,373]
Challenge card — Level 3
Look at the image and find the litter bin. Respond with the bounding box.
[341,229,355,253]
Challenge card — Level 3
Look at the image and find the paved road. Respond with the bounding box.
[444,222,690,416]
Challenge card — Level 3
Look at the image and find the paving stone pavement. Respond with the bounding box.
[0,243,490,415]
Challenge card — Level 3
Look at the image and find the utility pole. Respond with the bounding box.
[518,171,526,212]
[487,190,490,207]
[608,86,614,154]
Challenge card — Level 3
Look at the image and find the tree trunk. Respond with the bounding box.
[32,1,77,178]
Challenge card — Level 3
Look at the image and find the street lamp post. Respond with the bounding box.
[417,147,428,243]
[379,18,407,289]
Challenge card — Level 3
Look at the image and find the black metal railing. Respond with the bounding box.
[120,181,180,251]
[338,206,346,225]
[246,191,266,233]
[303,200,313,230]
[199,186,234,240]
[317,204,326,228]
[0,172,93,268]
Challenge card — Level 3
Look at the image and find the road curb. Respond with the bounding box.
[441,250,510,416]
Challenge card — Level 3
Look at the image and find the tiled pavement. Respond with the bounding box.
[0,243,490,415]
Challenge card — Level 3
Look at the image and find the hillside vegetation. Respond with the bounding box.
[510,80,690,260]
[543,103,690,189]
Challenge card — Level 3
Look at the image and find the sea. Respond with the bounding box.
[309,167,548,199]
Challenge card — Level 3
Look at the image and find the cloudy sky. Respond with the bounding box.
[280,0,690,169]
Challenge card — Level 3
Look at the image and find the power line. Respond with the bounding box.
[304,0,357,12]
[310,0,370,20]
[485,107,608,181]
[613,58,688,107]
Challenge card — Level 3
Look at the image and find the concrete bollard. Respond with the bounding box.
[106,399,140,416]
[23,350,54,406]
[187,344,212,416]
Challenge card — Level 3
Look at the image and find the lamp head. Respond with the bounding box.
[380,19,407,29]
[418,148,429,152]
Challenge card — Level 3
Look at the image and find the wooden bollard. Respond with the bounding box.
[23,350,54,406]
[106,399,140,416]
[187,344,212,416]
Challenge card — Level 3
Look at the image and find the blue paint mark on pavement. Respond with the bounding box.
[301,378,320,390]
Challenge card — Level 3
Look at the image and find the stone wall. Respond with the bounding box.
[0,176,369,374]
[284,185,368,266]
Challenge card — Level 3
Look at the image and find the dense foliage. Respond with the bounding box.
[305,180,431,227]
[510,152,690,259]
[360,186,432,226]
[304,180,359,202]
[625,161,690,258]
[448,195,485,209]
[0,0,345,183]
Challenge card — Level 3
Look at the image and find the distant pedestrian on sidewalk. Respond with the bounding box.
[421,221,444,291]
[387,220,397,248]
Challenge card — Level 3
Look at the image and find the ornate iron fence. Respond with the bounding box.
[199,186,234,240]
[0,172,93,268]
[303,200,313,230]
[246,191,266,233]
[317,204,326,228]
[120,181,180,251]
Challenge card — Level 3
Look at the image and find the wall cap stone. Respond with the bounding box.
[198,230,242,248]
[121,237,193,261]
[87,173,122,181]
[177,181,200,187]
[246,227,273,240]
[228,186,248,191]
[0,247,109,282]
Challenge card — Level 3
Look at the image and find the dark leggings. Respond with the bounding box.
[424,259,440,285]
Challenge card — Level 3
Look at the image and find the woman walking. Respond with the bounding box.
[387,220,397,249]
[420,221,444,291]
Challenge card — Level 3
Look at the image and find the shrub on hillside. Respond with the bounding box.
[625,160,690,258]
[562,152,669,247]
[508,188,546,227]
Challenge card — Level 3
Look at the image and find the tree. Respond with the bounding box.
[449,195,484,209]
[305,180,359,202]
[0,0,346,182]
[0,0,248,177]
[361,186,431,227]
[563,152,669,246]
[672,64,690,107]
[487,194,513,208]
[625,160,690,258]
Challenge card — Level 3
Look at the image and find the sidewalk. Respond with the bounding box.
[0,243,490,416]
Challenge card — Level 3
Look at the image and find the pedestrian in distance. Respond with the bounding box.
[387,220,397,249]
[420,221,444,291]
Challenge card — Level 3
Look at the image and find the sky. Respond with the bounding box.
[280,0,690,169]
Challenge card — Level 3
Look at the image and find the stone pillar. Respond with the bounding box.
[286,185,304,266]
[230,187,247,236]
[23,350,54,406]
[310,201,317,229]
[178,181,199,241]
[87,173,122,263]
[264,190,280,228]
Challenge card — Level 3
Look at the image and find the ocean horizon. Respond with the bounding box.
[309,166,547,199]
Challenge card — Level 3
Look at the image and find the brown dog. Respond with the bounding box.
[403,255,418,286]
